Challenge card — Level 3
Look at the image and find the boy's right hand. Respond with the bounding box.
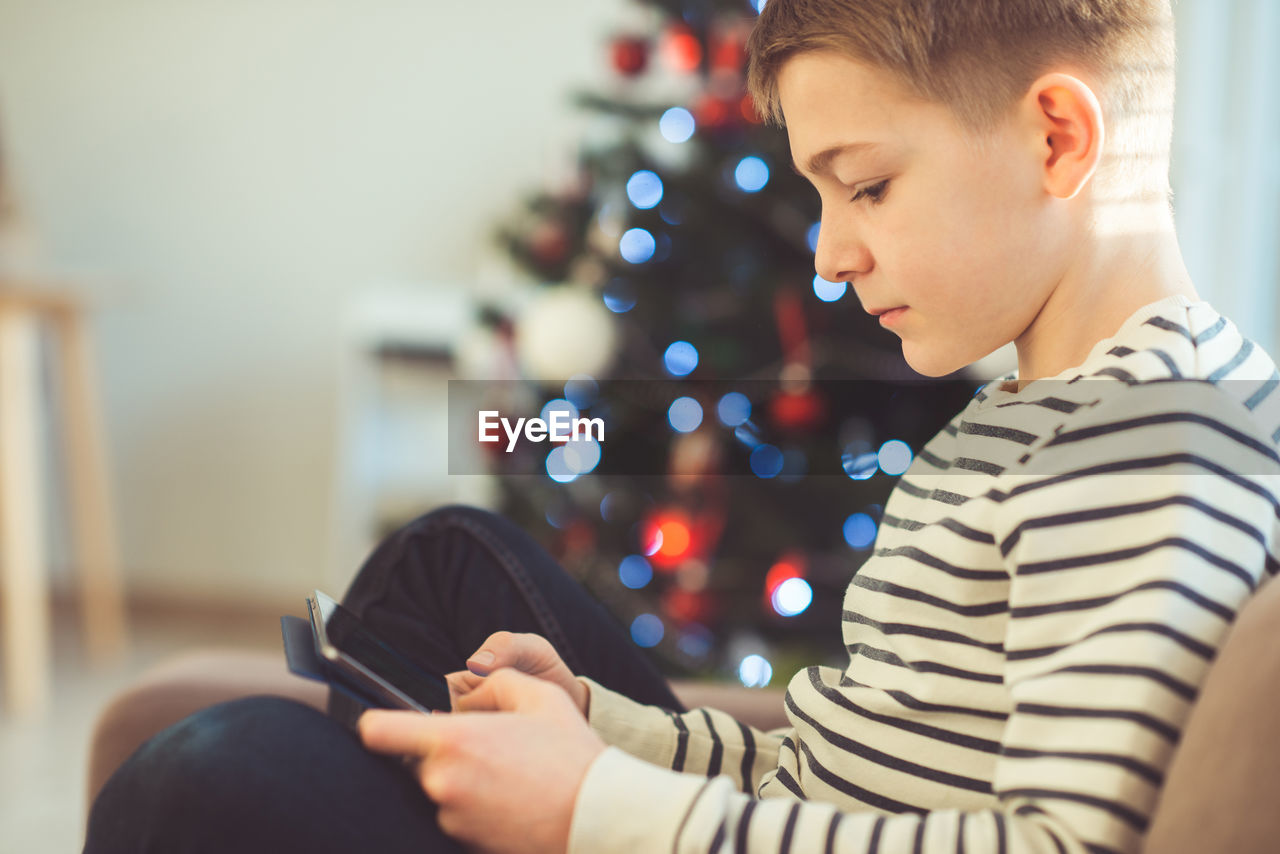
[444,631,590,718]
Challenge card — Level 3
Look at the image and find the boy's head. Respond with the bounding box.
[745,1,1178,377]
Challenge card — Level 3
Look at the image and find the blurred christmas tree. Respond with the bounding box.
[472,0,977,685]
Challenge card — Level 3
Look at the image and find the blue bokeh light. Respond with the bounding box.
[678,623,713,658]
[631,613,665,648]
[602,278,636,313]
[813,274,847,303]
[843,512,878,549]
[771,577,813,617]
[659,107,696,143]
[842,451,879,480]
[663,340,699,376]
[600,491,624,521]
[620,228,657,264]
[668,396,704,433]
[564,374,598,409]
[545,446,578,483]
[738,654,773,687]
[626,170,664,210]
[806,222,821,253]
[734,156,770,193]
[878,440,914,476]
[540,398,579,428]
[750,444,784,478]
[563,437,601,474]
[618,555,653,589]
[716,392,752,427]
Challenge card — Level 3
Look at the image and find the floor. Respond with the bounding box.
[0,597,284,852]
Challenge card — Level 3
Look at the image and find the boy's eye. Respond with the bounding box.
[851,180,890,205]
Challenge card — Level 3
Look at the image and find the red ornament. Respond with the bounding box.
[769,388,827,432]
[610,34,649,78]
[528,220,570,268]
[662,23,703,73]
[642,511,693,570]
[710,32,746,75]
[691,93,737,130]
[662,588,716,624]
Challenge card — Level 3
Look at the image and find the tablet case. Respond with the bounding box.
[280,614,377,712]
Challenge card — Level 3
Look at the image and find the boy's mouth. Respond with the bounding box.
[873,306,909,327]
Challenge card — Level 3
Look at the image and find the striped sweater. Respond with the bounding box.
[568,294,1280,854]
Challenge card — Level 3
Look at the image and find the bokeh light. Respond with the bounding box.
[602,278,636,313]
[540,398,579,428]
[678,623,714,658]
[545,446,577,483]
[618,555,653,589]
[668,396,704,433]
[734,156,770,193]
[878,439,914,476]
[717,392,752,427]
[619,228,657,264]
[843,513,878,549]
[813,274,847,303]
[738,654,773,687]
[659,107,696,143]
[806,222,821,253]
[771,577,813,617]
[564,374,599,409]
[562,436,601,474]
[663,340,699,376]
[842,450,879,480]
[631,614,665,648]
[626,170,664,210]
[750,444,784,478]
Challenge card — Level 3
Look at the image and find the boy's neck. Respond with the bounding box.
[1011,200,1199,390]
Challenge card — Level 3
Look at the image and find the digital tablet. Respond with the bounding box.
[307,589,452,714]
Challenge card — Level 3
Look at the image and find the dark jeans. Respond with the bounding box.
[84,505,687,854]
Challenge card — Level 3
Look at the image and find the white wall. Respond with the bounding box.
[0,0,628,604]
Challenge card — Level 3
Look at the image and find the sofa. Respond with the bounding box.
[87,573,1280,852]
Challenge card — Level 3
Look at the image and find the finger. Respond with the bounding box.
[466,630,549,675]
[444,669,485,700]
[454,666,556,714]
[358,709,444,757]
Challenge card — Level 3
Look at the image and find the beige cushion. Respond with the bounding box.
[1143,573,1280,853]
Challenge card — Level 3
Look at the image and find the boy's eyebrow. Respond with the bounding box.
[791,142,880,177]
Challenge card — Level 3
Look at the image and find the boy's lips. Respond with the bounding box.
[869,306,909,327]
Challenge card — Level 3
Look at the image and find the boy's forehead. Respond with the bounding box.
[778,52,916,171]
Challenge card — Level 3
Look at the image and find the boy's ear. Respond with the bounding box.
[1022,72,1105,201]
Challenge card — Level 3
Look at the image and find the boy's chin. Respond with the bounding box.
[899,342,973,378]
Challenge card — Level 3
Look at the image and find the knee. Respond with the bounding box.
[403,503,501,534]
[85,696,351,850]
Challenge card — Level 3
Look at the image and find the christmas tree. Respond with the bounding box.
[474,0,978,686]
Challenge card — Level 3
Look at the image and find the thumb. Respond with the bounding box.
[454,667,557,714]
[465,630,550,676]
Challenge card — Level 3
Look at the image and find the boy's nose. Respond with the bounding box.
[813,221,873,285]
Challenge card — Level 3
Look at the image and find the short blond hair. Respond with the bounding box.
[746,0,1176,200]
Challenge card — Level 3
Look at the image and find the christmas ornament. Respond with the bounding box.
[515,286,618,379]
[661,23,703,73]
[528,220,571,269]
[610,34,650,77]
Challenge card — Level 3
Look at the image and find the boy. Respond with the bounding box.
[85,2,1280,853]
[358,1,1280,852]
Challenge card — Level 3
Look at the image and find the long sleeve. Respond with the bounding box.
[567,379,1280,854]
[576,675,790,794]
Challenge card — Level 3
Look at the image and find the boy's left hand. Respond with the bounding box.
[358,667,606,854]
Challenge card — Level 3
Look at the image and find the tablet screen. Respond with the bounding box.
[314,591,452,712]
